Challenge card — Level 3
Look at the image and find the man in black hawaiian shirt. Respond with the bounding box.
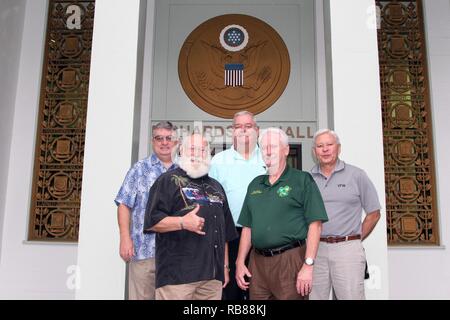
[144,133,237,300]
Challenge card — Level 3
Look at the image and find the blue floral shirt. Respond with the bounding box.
[115,154,177,261]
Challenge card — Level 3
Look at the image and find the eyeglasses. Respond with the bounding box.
[153,135,175,142]
[233,123,256,131]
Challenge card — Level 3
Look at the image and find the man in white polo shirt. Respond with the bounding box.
[310,129,381,300]
[209,111,266,300]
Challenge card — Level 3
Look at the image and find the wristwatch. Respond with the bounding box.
[304,257,314,266]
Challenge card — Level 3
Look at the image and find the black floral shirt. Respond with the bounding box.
[144,167,237,289]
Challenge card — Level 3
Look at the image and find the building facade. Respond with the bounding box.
[0,0,449,299]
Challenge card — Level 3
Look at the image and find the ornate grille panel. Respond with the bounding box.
[377,0,439,245]
[28,0,95,241]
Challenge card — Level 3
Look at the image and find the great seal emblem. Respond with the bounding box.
[178,14,290,118]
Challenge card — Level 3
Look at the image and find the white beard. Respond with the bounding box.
[178,154,211,179]
[263,156,281,175]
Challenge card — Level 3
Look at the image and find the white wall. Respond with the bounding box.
[388,0,450,299]
[0,0,78,299]
[327,0,389,299]
[0,0,26,259]
[75,0,147,299]
[152,0,317,124]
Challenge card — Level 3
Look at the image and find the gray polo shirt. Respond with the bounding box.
[311,159,381,237]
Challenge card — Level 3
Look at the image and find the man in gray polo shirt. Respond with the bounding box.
[310,129,381,300]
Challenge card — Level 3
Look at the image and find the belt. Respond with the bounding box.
[320,234,361,243]
[255,239,305,257]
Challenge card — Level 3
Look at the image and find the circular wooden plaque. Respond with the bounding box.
[178,14,290,119]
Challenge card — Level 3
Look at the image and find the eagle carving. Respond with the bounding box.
[178,14,290,118]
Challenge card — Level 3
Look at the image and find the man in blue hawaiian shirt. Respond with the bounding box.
[115,121,178,300]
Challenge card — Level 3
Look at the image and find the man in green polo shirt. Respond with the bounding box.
[236,128,328,300]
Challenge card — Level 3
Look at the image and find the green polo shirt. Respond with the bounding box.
[238,165,328,249]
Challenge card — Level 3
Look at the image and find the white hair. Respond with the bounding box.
[179,133,211,156]
[233,111,257,125]
[258,128,289,147]
[312,128,341,146]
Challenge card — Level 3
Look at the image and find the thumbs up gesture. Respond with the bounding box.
[182,204,206,235]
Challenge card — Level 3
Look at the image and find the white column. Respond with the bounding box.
[138,1,156,159]
[76,0,143,299]
[315,0,330,129]
[0,0,27,259]
[327,0,389,299]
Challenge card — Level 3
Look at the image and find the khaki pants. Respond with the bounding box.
[156,280,222,300]
[128,258,155,300]
[310,240,366,300]
[249,246,307,300]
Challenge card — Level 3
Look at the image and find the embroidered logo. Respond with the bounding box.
[250,190,263,195]
[208,194,224,205]
[277,185,292,198]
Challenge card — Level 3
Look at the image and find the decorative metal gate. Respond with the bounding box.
[28,0,95,242]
